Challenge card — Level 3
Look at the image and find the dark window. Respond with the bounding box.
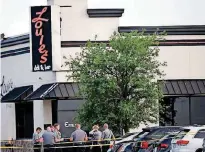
[144,128,180,140]
[174,129,190,139]
[160,96,205,126]
[190,97,205,125]
[16,102,33,139]
[52,100,58,124]
[174,97,190,126]
[194,130,205,138]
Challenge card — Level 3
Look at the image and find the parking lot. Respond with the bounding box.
[109,125,205,152]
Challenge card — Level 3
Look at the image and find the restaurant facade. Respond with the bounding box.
[1,0,205,140]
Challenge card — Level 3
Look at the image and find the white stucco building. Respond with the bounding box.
[1,0,205,140]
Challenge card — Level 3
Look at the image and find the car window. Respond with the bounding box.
[194,129,205,139]
[174,129,190,139]
[144,128,180,140]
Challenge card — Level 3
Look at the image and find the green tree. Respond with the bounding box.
[65,31,166,134]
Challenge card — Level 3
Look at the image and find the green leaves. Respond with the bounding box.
[65,31,166,134]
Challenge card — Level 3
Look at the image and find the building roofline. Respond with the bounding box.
[118,25,205,35]
[87,8,124,18]
[1,33,29,48]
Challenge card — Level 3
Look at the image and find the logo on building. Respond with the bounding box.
[0,76,14,97]
[30,6,52,72]
[64,122,75,128]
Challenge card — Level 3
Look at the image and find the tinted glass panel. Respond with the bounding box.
[190,97,205,125]
[174,129,190,139]
[174,97,190,125]
[144,128,180,140]
[194,130,205,138]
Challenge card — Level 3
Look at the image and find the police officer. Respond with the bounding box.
[70,124,88,152]
[90,125,101,152]
[101,123,115,152]
[32,127,43,152]
[53,123,64,142]
[42,126,55,152]
[53,123,64,152]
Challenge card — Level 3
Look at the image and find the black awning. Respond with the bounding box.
[160,80,205,96]
[25,83,82,100]
[1,85,33,102]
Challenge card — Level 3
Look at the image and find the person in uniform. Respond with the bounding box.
[53,123,64,142]
[89,125,95,137]
[32,127,43,152]
[70,124,88,152]
[42,126,55,152]
[90,125,102,152]
[101,123,115,152]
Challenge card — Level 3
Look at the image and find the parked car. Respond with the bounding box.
[112,126,180,152]
[171,125,205,152]
[132,126,182,152]
[153,134,178,152]
[108,131,146,152]
[110,127,157,152]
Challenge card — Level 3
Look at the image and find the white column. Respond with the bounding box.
[33,100,44,131]
[1,103,16,140]
[43,100,52,125]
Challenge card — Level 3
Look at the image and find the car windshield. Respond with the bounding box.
[143,128,180,140]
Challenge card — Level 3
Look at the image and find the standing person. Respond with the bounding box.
[33,127,43,152]
[53,123,64,152]
[101,123,115,152]
[89,125,95,138]
[90,125,102,152]
[70,124,88,152]
[42,126,55,152]
[53,123,64,143]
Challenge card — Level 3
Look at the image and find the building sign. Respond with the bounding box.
[30,6,52,72]
[0,76,14,97]
[64,122,75,128]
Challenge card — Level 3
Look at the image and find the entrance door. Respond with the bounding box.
[16,102,34,139]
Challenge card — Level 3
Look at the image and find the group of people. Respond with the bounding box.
[32,123,115,152]
[33,123,64,152]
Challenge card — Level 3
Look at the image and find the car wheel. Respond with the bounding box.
[196,149,203,152]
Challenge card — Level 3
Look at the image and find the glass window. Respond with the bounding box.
[194,130,205,139]
[191,97,205,125]
[174,129,190,139]
[174,97,190,126]
[144,128,180,140]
